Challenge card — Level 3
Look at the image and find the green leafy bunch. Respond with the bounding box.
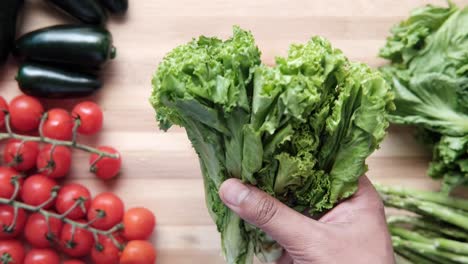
[151,26,393,264]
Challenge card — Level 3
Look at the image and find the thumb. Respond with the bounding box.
[219,178,325,247]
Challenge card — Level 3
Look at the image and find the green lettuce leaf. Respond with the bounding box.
[379,2,468,193]
[151,27,393,264]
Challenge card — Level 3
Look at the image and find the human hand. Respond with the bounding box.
[218,176,395,264]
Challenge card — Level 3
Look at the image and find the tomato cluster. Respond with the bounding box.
[0,179,156,263]
[0,95,157,263]
[1,95,121,180]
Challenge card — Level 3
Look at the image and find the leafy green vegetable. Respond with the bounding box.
[151,27,393,264]
[379,1,468,193]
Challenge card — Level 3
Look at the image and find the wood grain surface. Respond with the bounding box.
[1,0,467,263]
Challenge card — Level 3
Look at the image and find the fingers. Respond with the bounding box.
[348,175,385,210]
[219,178,325,247]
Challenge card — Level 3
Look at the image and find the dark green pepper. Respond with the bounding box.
[100,0,128,15]
[0,0,24,64]
[45,0,107,25]
[14,25,116,68]
[16,62,102,99]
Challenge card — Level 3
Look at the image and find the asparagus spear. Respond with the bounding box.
[394,248,434,264]
[390,226,468,256]
[382,195,468,231]
[376,184,468,211]
[393,237,468,263]
[388,216,468,241]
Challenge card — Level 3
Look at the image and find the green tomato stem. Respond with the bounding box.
[0,196,124,245]
[0,113,118,159]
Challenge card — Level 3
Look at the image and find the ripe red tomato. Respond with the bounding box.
[24,248,60,264]
[9,95,44,132]
[55,183,92,220]
[3,139,39,171]
[42,109,74,140]
[0,205,27,239]
[91,235,123,264]
[20,174,57,209]
[120,240,156,264]
[0,240,25,264]
[123,207,156,240]
[0,167,21,199]
[60,221,93,257]
[0,96,8,128]
[63,260,86,264]
[24,213,63,248]
[88,192,124,230]
[72,101,103,135]
[36,145,72,178]
[89,146,121,180]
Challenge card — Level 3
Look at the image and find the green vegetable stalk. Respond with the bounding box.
[379,1,468,193]
[377,184,468,264]
[150,27,393,264]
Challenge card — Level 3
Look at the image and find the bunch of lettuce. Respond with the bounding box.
[151,27,393,264]
[379,1,468,193]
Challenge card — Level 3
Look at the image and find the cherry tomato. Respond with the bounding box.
[91,235,123,264]
[0,96,8,128]
[120,240,156,264]
[60,221,93,258]
[0,240,25,264]
[3,139,39,171]
[72,101,103,135]
[0,167,21,199]
[63,260,86,264]
[88,192,124,230]
[9,95,44,132]
[20,174,57,209]
[24,213,63,248]
[89,146,121,180]
[36,145,72,179]
[123,207,156,240]
[0,205,27,239]
[24,248,60,264]
[55,183,91,220]
[42,109,74,140]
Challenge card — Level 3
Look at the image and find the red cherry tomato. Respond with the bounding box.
[55,183,91,220]
[3,139,39,171]
[0,96,8,128]
[123,207,156,240]
[63,260,86,264]
[20,174,57,209]
[24,213,63,248]
[60,221,94,258]
[0,205,27,239]
[72,101,103,135]
[91,235,123,264]
[24,248,60,264]
[36,145,72,179]
[120,240,156,264]
[42,109,74,140]
[89,146,121,180]
[0,240,25,264]
[9,95,44,132]
[0,167,21,199]
[88,192,124,230]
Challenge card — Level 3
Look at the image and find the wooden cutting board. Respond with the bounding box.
[1,0,467,263]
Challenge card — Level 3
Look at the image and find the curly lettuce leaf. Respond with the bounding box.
[151,28,393,264]
[380,2,468,192]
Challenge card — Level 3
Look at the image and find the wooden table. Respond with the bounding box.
[1,0,467,263]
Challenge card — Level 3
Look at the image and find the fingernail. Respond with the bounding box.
[220,179,251,207]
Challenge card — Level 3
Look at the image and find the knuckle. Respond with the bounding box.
[253,196,278,227]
